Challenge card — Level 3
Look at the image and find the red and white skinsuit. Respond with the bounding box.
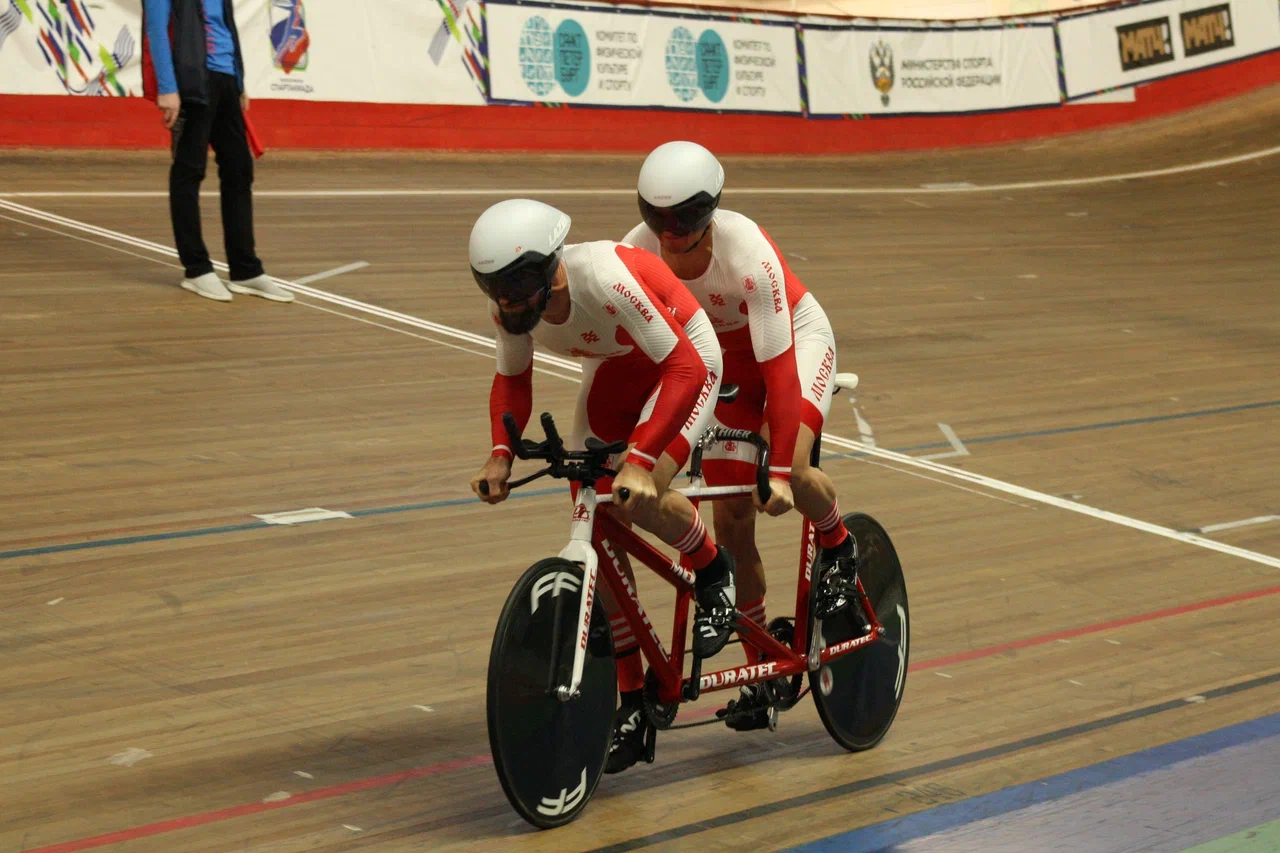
[488,241,723,472]
[624,209,838,484]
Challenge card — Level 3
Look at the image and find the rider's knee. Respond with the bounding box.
[714,499,755,534]
[790,462,819,494]
[656,487,686,516]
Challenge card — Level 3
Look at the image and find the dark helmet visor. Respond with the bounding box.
[638,190,720,238]
[472,248,561,303]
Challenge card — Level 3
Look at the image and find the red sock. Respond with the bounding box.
[611,614,645,693]
[740,596,767,663]
[815,501,849,549]
[673,512,718,570]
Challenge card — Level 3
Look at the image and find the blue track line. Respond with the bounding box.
[4,401,1276,562]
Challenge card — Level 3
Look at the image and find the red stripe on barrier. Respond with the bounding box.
[1,51,1278,154]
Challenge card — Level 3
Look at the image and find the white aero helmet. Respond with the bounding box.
[469,198,572,303]
[637,141,724,237]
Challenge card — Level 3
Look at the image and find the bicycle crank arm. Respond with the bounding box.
[683,655,703,702]
[808,617,824,671]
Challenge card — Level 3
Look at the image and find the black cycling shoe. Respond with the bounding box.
[815,535,859,619]
[818,532,857,572]
[605,691,654,774]
[692,546,737,659]
[716,684,778,731]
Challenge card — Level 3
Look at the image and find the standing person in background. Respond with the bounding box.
[141,0,292,304]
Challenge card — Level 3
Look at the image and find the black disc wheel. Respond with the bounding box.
[487,558,616,828]
[808,513,909,751]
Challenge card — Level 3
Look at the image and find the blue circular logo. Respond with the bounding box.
[696,30,728,103]
[554,19,590,97]
[519,16,556,97]
[665,26,698,103]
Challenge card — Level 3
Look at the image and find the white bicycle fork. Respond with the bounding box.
[554,485,601,701]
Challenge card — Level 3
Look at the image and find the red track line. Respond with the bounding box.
[911,584,1280,671]
[26,583,1280,853]
[28,755,491,853]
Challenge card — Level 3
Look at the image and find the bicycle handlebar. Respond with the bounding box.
[689,426,772,504]
[481,412,773,505]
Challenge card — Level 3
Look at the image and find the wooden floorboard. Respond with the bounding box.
[1,86,1277,852]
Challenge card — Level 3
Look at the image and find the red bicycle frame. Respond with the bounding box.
[590,488,884,706]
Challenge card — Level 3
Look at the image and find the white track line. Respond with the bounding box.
[303,302,580,383]
[0,212,183,269]
[2,143,1278,199]
[294,261,369,285]
[0,199,582,372]
[818,432,1280,570]
[2,208,579,382]
[1196,515,1280,534]
[839,454,1033,509]
[6,198,1279,571]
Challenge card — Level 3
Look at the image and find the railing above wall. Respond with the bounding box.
[581,0,1124,21]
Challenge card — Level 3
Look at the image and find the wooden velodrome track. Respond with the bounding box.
[2,85,1278,853]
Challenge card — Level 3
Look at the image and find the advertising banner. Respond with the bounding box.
[0,0,143,96]
[238,0,487,104]
[804,22,1061,116]
[487,0,802,113]
[0,0,487,105]
[1058,0,1280,99]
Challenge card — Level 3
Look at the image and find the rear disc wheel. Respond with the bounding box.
[809,513,909,751]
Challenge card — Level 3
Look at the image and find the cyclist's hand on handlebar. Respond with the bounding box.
[471,455,512,504]
[612,462,657,519]
[755,477,794,517]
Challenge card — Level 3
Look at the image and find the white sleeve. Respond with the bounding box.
[490,301,533,376]
[739,238,794,363]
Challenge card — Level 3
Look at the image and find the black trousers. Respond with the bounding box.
[170,71,264,282]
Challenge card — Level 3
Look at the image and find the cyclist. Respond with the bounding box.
[623,142,858,731]
[468,198,735,772]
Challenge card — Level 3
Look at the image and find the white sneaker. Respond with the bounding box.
[181,272,233,302]
[228,274,295,303]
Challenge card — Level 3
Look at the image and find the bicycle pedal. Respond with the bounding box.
[643,722,658,764]
[767,705,779,732]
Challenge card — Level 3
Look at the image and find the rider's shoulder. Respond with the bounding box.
[711,208,763,240]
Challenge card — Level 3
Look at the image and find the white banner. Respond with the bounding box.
[238,0,486,104]
[487,1,802,113]
[0,0,142,96]
[0,0,486,104]
[1058,0,1280,99]
[804,23,1061,116]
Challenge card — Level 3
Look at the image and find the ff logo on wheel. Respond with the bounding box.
[530,571,580,613]
[536,767,587,816]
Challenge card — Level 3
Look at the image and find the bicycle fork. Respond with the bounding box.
[549,485,603,701]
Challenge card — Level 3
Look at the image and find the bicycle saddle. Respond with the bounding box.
[718,384,739,404]
[584,437,628,455]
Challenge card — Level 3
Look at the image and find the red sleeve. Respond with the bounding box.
[759,351,801,481]
[613,246,708,471]
[489,362,533,459]
[627,335,704,471]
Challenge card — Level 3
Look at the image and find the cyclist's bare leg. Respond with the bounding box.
[789,423,852,552]
[711,497,766,610]
[710,495,774,730]
[604,449,738,771]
